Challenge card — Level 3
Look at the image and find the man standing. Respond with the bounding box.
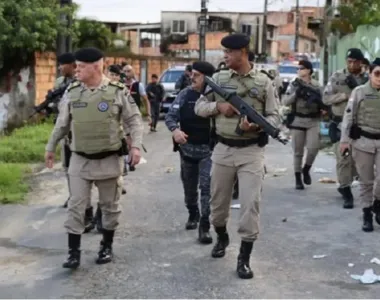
[175,65,192,91]
[282,60,325,189]
[323,48,368,209]
[45,47,144,269]
[195,34,281,279]
[165,61,215,244]
[340,58,380,232]
[146,74,165,132]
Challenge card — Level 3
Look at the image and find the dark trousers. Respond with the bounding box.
[180,154,211,221]
[150,100,160,129]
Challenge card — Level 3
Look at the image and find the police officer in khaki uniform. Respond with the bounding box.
[323,48,368,209]
[341,58,380,232]
[195,34,281,279]
[45,47,144,269]
[283,60,324,189]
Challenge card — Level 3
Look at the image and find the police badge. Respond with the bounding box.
[248,87,259,98]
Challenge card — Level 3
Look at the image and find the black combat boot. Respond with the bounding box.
[63,197,69,208]
[295,172,304,190]
[129,163,136,172]
[236,241,254,279]
[302,164,312,185]
[96,229,114,264]
[232,180,239,200]
[121,188,127,195]
[362,207,374,232]
[83,207,95,233]
[185,206,200,230]
[62,233,81,269]
[198,217,213,244]
[211,226,230,258]
[372,199,380,225]
[94,204,103,233]
[338,186,354,209]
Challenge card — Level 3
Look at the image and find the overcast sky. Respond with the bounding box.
[75,0,326,23]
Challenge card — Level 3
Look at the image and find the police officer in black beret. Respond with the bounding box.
[165,61,215,244]
[323,48,368,209]
[194,33,281,279]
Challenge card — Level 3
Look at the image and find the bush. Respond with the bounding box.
[0,163,32,204]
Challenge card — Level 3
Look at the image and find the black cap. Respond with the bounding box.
[74,47,104,63]
[57,53,75,65]
[192,61,216,77]
[221,34,250,49]
[299,60,313,74]
[248,51,255,61]
[362,58,370,65]
[346,48,364,60]
[108,64,121,75]
[371,58,380,66]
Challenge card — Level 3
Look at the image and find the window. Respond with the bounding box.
[209,20,223,32]
[159,70,184,83]
[171,20,186,33]
[241,24,252,36]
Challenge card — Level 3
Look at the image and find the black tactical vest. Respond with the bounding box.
[179,89,210,145]
[127,81,141,108]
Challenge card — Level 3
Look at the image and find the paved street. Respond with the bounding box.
[0,120,379,298]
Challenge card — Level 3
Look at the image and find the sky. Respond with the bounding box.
[75,0,326,23]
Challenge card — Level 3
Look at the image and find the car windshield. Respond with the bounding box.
[279,65,298,74]
[160,70,184,83]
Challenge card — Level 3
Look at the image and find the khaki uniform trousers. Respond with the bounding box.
[352,138,380,208]
[65,153,123,235]
[333,142,357,187]
[210,142,265,242]
[291,125,320,172]
[60,139,91,209]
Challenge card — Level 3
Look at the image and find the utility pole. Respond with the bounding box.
[294,0,300,53]
[199,0,208,61]
[261,0,268,55]
[56,0,73,74]
[323,0,333,85]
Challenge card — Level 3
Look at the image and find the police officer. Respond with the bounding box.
[165,61,215,244]
[106,64,122,82]
[323,48,368,209]
[283,60,324,189]
[194,34,281,279]
[341,58,380,232]
[175,65,192,91]
[45,47,144,269]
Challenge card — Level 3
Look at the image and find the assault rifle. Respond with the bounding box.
[30,80,74,119]
[345,73,369,90]
[293,78,328,110]
[204,76,287,145]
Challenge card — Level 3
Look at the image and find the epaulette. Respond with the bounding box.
[67,80,80,91]
[109,81,125,89]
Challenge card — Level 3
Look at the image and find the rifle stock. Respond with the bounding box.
[204,76,287,145]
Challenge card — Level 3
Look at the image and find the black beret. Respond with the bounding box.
[221,34,250,49]
[248,51,255,61]
[185,64,192,72]
[74,47,104,63]
[362,58,370,65]
[192,61,216,77]
[57,53,75,64]
[346,48,364,60]
[108,64,121,75]
[299,60,313,74]
[371,58,380,66]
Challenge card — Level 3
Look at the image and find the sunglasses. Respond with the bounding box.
[298,67,305,70]
[373,70,380,77]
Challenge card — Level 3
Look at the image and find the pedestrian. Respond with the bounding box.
[194,34,281,279]
[323,48,368,209]
[175,64,192,91]
[44,47,144,269]
[282,60,326,189]
[340,57,380,232]
[165,61,215,244]
[146,74,165,132]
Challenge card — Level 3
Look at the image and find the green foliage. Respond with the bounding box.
[331,0,380,36]
[0,0,75,71]
[72,18,120,51]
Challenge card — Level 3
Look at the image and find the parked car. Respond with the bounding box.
[159,65,186,113]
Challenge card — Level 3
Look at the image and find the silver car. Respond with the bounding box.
[159,65,186,113]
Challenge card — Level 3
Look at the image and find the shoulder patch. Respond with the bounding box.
[109,81,125,89]
[67,81,81,91]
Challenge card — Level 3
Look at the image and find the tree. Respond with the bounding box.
[0,0,75,74]
[331,0,380,36]
[72,18,117,51]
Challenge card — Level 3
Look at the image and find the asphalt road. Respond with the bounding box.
[0,120,379,298]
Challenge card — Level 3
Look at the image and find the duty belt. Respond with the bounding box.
[360,129,380,140]
[331,115,343,123]
[294,112,319,118]
[74,149,121,160]
[217,135,259,148]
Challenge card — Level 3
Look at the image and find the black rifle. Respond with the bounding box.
[345,74,359,90]
[204,76,287,145]
[293,78,328,110]
[30,80,74,119]
[260,69,275,80]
